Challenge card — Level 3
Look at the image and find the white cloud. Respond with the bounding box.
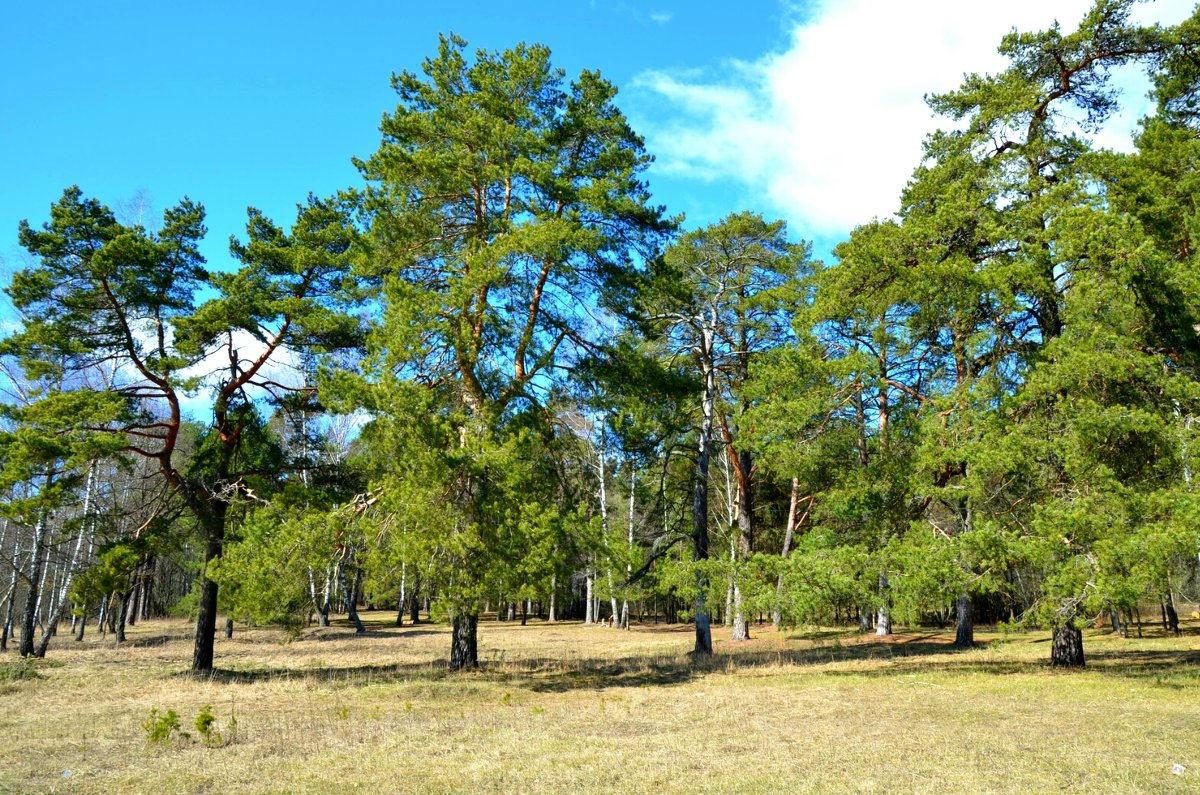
[650,10,673,24]
[176,327,307,420]
[636,0,1195,238]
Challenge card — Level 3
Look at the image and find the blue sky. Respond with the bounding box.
[2,0,1195,285]
[0,1,791,277]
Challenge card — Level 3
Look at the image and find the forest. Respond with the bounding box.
[3,0,1200,692]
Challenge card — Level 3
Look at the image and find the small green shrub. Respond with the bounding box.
[0,658,43,682]
[194,703,238,747]
[142,708,186,744]
[194,704,216,739]
[143,705,237,747]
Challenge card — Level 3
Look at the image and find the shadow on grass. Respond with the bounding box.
[305,628,445,641]
[129,634,187,648]
[178,624,1200,693]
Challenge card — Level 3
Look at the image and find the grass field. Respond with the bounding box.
[2,613,1199,794]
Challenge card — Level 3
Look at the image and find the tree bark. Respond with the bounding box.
[1,525,21,651]
[1051,623,1084,667]
[74,604,87,642]
[115,591,129,644]
[339,562,365,633]
[34,591,73,658]
[396,562,407,626]
[954,592,973,647]
[19,513,50,657]
[310,568,330,627]
[692,339,716,657]
[584,567,595,624]
[192,501,228,672]
[450,611,478,670]
[731,450,753,641]
[875,572,892,636]
[409,577,421,624]
[124,581,139,628]
[1165,591,1181,637]
[773,479,802,629]
[621,468,634,630]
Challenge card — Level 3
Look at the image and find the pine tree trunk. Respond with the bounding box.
[115,592,129,644]
[724,540,734,628]
[106,595,118,635]
[450,611,478,670]
[1051,624,1084,667]
[140,560,153,621]
[548,575,556,623]
[954,592,973,647]
[731,450,753,641]
[396,563,407,626]
[595,426,620,628]
[224,617,234,639]
[621,468,634,630]
[339,563,365,634]
[773,479,802,629]
[34,591,73,658]
[1165,591,1181,637]
[74,605,87,642]
[192,501,228,672]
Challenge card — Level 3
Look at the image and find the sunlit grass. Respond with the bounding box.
[2,612,1198,793]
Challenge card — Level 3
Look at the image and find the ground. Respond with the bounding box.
[2,613,1198,794]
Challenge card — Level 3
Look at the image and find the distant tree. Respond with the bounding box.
[635,212,807,649]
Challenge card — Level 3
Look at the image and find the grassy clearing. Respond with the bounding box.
[2,613,1199,794]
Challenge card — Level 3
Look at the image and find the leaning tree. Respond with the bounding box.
[5,188,362,670]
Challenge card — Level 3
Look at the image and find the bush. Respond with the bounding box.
[143,704,237,747]
[0,658,44,682]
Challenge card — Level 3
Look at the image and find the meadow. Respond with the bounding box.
[2,614,1199,794]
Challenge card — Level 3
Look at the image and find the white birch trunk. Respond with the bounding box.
[620,467,634,630]
[584,567,594,624]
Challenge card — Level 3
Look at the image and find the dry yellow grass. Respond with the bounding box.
[2,613,1199,794]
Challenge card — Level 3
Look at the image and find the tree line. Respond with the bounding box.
[3,1,1199,671]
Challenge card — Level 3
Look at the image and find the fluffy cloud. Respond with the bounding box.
[636,0,1195,238]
